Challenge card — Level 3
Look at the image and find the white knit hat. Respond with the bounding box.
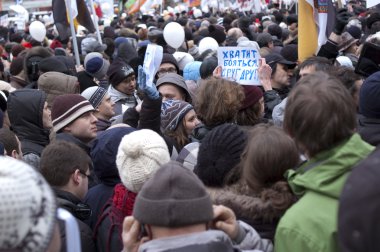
[0,156,56,252]
[116,129,170,193]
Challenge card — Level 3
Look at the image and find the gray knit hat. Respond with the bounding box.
[0,157,56,252]
[133,161,214,227]
[84,52,110,80]
[156,73,192,103]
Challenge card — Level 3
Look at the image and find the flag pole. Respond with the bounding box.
[66,0,81,67]
[88,0,103,45]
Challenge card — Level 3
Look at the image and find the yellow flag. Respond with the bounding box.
[298,0,318,62]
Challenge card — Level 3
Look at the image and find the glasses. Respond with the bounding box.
[157,67,177,77]
[79,171,91,179]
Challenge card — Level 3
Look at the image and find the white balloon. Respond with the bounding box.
[29,21,46,42]
[198,37,219,54]
[163,22,185,49]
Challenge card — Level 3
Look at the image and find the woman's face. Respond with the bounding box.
[116,75,136,95]
[183,109,200,135]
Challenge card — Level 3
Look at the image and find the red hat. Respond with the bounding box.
[240,85,263,110]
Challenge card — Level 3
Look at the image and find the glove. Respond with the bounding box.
[138,65,159,100]
[333,9,351,35]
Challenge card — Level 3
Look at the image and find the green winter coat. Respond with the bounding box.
[274,134,374,252]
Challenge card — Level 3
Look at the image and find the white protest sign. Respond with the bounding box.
[217,47,261,85]
[143,44,163,87]
[367,0,380,8]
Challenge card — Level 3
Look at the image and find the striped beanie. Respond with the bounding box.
[161,100,193,132]
[81,86,107,109]
[51,94,95,133]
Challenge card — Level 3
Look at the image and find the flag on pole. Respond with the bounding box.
[52,0,96,41]
[298,0,335,61]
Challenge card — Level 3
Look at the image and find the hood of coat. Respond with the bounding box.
[287,133,374,199]
[207,183,287,223]
[38,71,80,108]
[7,89,50,145]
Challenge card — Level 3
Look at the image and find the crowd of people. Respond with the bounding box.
[0,0,380,251]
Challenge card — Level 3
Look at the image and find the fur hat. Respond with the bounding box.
[10,56,24,76]
[156,73,192,103]
[240,85,263,110]
[81,86,107,109]
[116,129,170,193]
[133,161,214,227]
[23,46,53,82]
[38,72,79,108]
[84,52,110,80]
[161,99,193,132]
[51,94,94,132]
[0,157,56,252]
[194,123,247,187]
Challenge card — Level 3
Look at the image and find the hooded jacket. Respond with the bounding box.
[85,127,136,229]
[137,221,273,252]
[7,89,50,168]
[274,134,374,252]
[38,71,80,108]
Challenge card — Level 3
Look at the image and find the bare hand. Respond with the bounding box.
[258,58,273,91]
[212,205,239,240]
[122,216,149,252]
[76,65,85,73]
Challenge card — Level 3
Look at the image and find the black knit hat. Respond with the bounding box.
[194,123,247,187]
[133,161,214,227]
[109,64,135,87]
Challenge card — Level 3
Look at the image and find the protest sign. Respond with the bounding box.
[367,0,380,8]
[217,47,261,85]
[143,44,163,87]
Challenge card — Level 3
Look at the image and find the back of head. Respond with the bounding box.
[40,141,91,187]
[116,129,170,193]
[359,71,380,119]
[0,128,19,157]
[133,161,214,227]
[91,127,136,185]
[200,56,218,79]
[0,156,56,252]
[284,72,356,157]
[196,77,244,127]
[194,123,247,187]
[242,124,299,192]
[298,56,331,72]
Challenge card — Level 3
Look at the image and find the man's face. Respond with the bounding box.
[272,63,292,87]
[64,111,98,143]
[116,75,136,95]
[158,84,184,102]
[299,65,316,80]
[157,63,178,78]
[97,94,115,120]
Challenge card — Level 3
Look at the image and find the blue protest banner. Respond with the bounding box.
[217,47,261,85]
